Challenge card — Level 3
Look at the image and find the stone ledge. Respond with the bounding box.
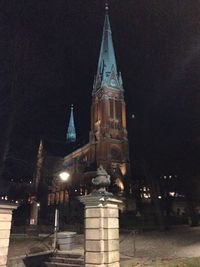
[0,202,18,211]
[80,195,122,208]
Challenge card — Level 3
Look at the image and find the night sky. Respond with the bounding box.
[0,0,200,184]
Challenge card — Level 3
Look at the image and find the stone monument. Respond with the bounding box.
[79,165,122,267]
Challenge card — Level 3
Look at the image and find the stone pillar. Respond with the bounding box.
[0,202,17,267]
[80,195,122,267]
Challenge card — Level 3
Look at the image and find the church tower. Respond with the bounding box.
[90,3,130,192]
[66,104,76,143]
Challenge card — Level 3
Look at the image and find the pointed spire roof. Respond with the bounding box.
[93,2,123,94]
[66,105,76,143]
[33,139,44,191]
[97,3,117,76]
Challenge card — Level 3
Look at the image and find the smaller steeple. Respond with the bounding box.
[33,139,44,192]
[66,105,76,143]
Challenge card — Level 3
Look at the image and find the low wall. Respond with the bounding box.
[0,202,17,267]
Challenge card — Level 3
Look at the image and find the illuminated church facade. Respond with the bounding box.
[33,5,131,207]
[63,4,130,192]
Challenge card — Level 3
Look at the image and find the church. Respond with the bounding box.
[33,4,131,208]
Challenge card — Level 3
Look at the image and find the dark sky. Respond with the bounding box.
[1,0,200,183]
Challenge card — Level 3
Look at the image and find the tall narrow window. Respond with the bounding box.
[109,99,114,118]
[95,103,98,122]
[115,101,121,121]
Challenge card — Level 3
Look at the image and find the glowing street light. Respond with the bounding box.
[53,170,70,250]
[59,171,70,182]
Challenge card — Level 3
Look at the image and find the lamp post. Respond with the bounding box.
[53,171,70,250]
[59,171,70,182]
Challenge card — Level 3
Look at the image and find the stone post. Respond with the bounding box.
[80,195,122,267]
[29,200,39,226]
[0,201,17,267]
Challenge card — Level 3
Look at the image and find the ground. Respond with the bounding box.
[119,225,200,266]
[8,225,200,266]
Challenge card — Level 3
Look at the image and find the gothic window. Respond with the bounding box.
[55,192,60,204]
[115,101,121,121]
[64,190,69,202]
[109,99,122,124]
[95,103,98,122]
[60,191,64,203]
[109,99,114,118]
[115,177,124,192]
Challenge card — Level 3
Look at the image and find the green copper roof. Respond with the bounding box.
[93,4,123,94]
[97,9,117,78]
[66,105,76,143]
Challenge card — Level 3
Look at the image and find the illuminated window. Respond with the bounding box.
[95,102,99,122]
[109,99,121,122]
[120,164,126,176]
[50,193,55,205]
[60,191,64,203]
[48,194,51,206]
[115,177,124,192]
[140,187,151,200]
[55,192,59,204]
[64,190,69,202]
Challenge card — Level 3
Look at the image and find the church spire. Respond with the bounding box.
[66,105,76,143]
[93,2,123,94]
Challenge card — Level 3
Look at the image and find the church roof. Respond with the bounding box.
[42,137,88,158]
[93,3,123,94]
[97,6,117,80]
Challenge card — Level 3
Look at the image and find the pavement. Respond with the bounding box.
[8,225,200,266]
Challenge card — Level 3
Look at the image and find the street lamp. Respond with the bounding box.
[59,171,70,182]
[53,171,70,250]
